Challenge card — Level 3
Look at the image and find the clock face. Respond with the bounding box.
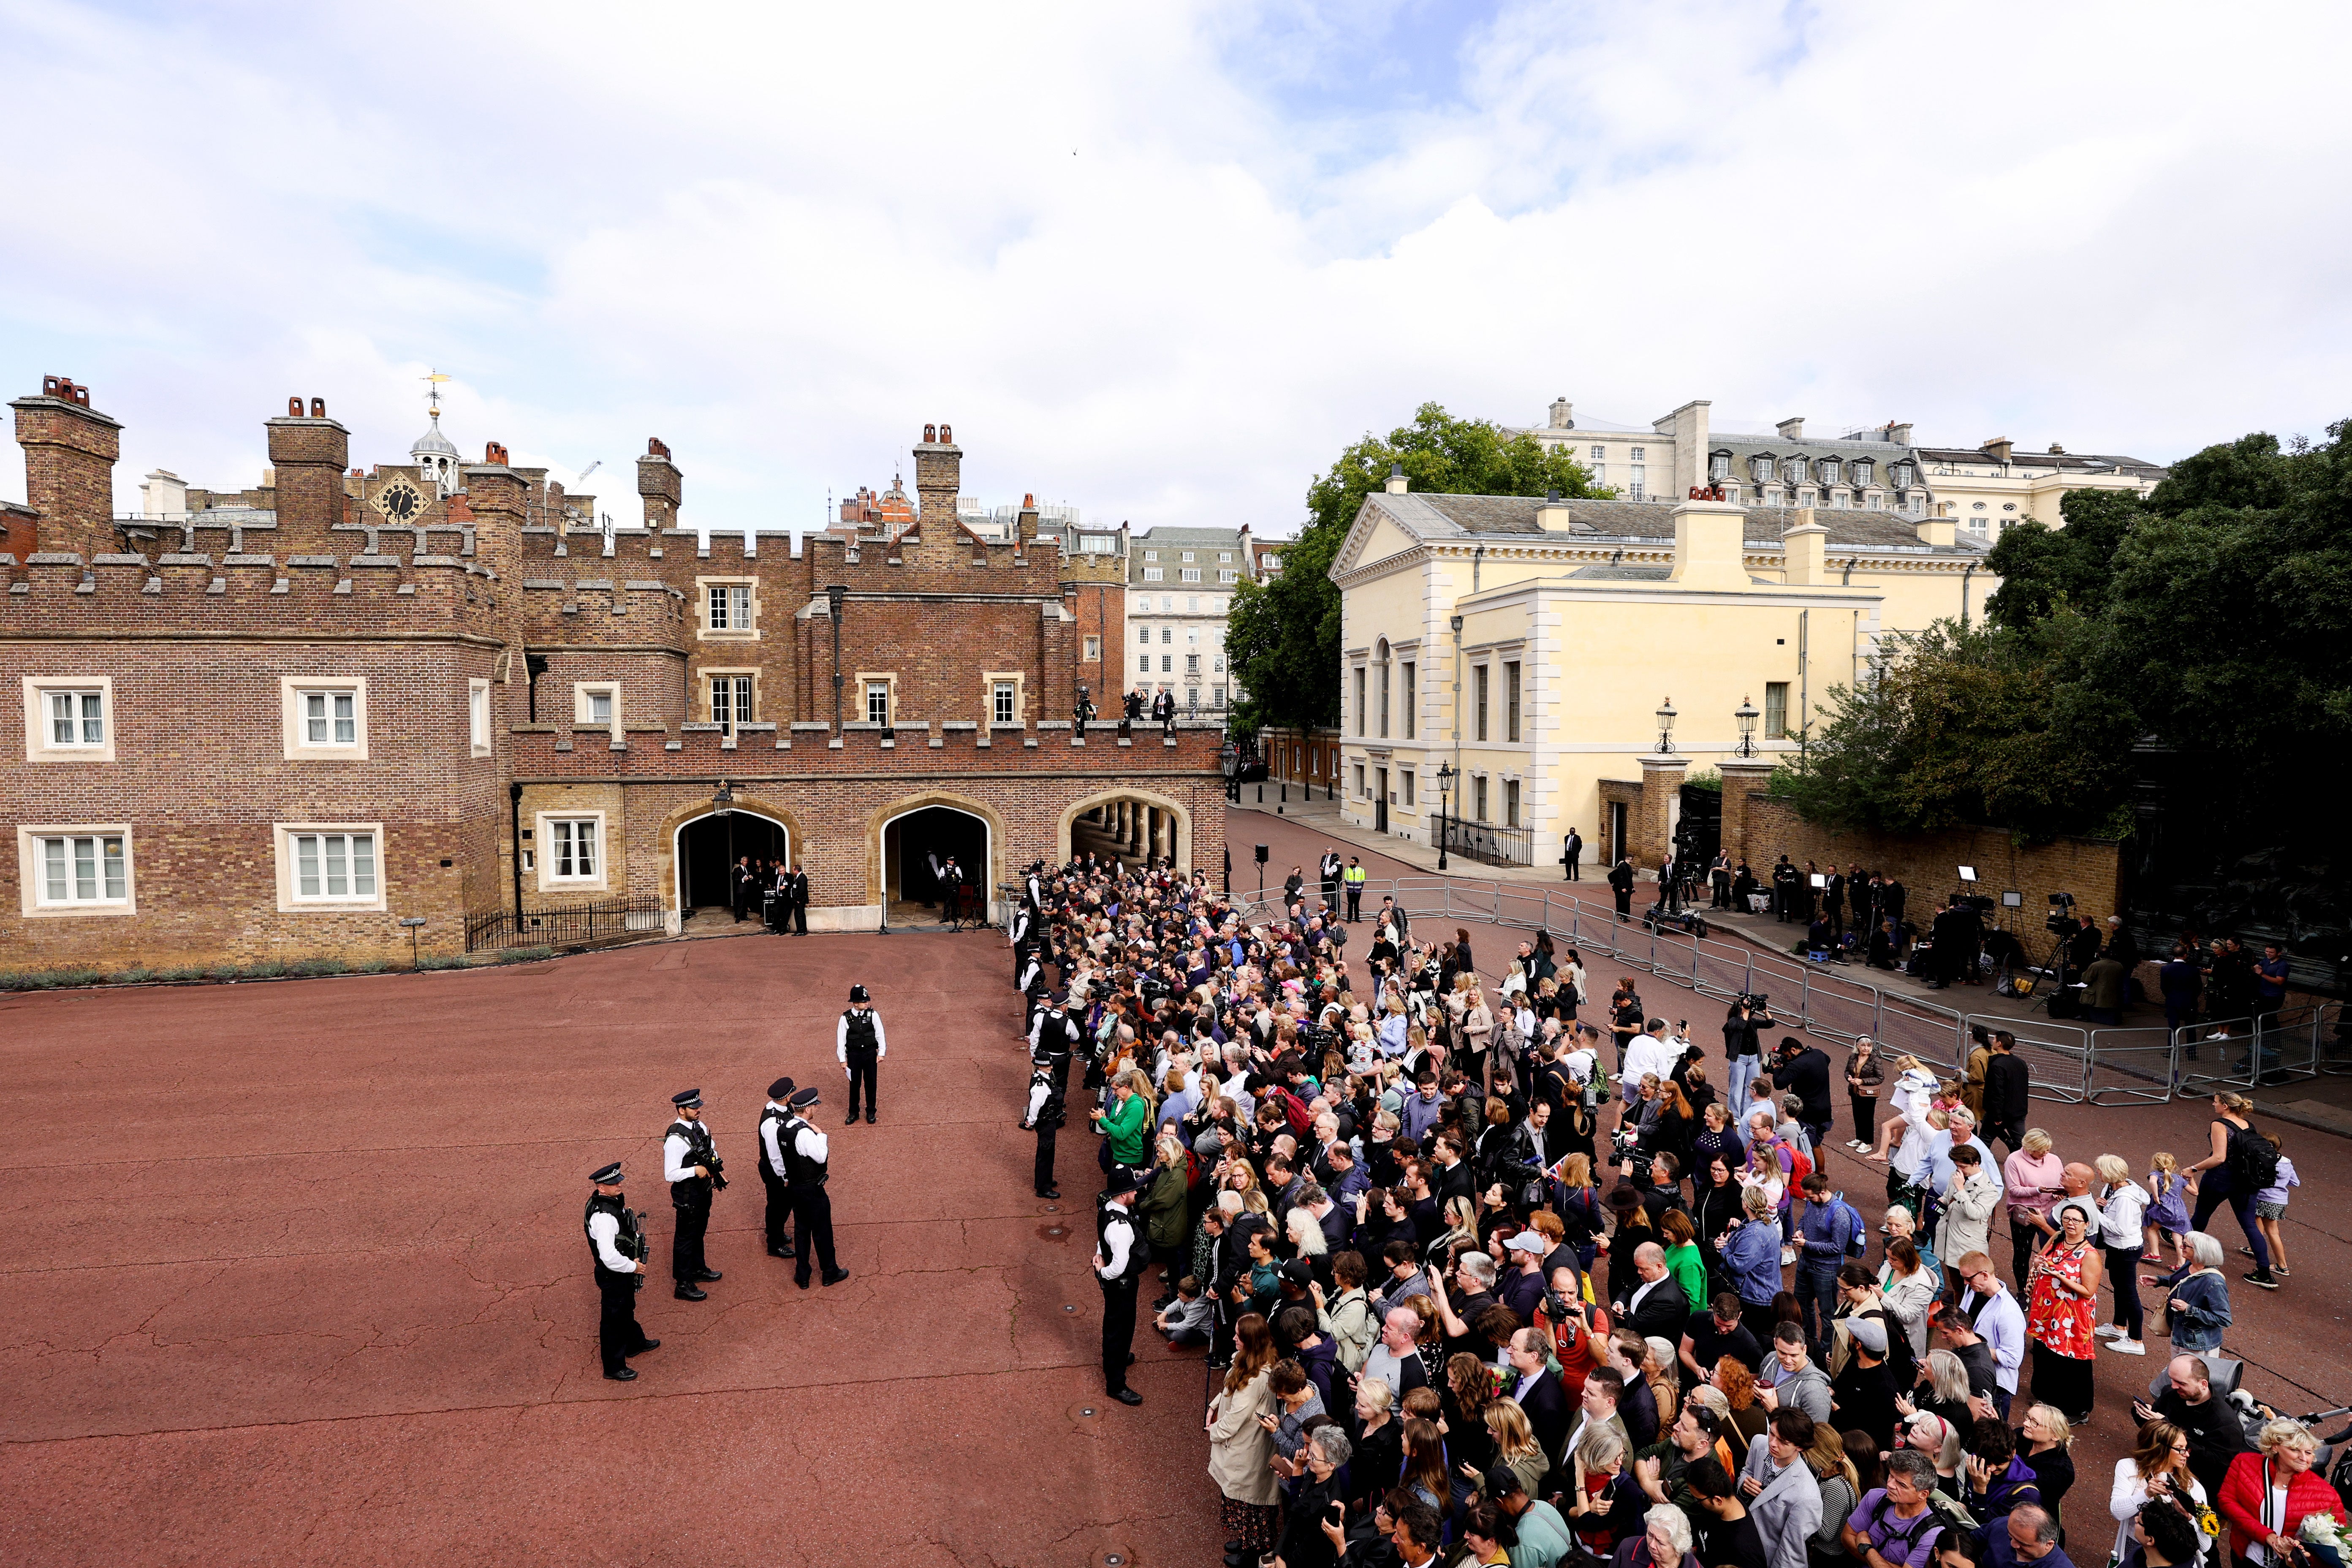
[377,480,424,523]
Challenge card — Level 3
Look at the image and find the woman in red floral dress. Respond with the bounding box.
[2024,1202,2104,1422]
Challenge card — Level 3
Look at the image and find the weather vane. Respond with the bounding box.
[423,369,450,417]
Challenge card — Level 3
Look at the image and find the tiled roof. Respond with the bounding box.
[1374,493,1983,554]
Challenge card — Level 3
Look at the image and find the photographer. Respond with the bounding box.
[1723,997,1773,1116]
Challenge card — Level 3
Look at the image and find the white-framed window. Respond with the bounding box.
[1186,596,1199,612]
[19,825,133,915]
[1212,655,1225,673]
[1138,626,1151,646]
[1212,685,1226,704]
[1219,569,1238,583]
[865,681,889,725]
[1142,550,1158,561]
[1818,457,1842,487]
[573,682,620,733]
[1629,465,1646,500]
[1185,654,1200,676]
[704,581,753,634]
[1142,567,1164,582]
[1160,627,1173,644]
[993,681,1016,725]
[281,677,369,760]
[1180,551,1195,563]
[1160,596,1173,611]
[1353,763,1366,797]
[549,818,598,880]
[1184,686,1199,708]
[23,676,115,763]
[709,674,753,731]
[1401,661,1415,739]
[274,823,385,911]
[1180,568,1201,582]
[469,678,492,758]
[1082,635,1101,662]
[1160,654,1173,674]
[1218,552,1233,563]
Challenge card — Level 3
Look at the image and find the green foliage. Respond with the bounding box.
[497,946,557,964]
[108,967,158,985]
[1772,617,2135,841]
[156,966,209,983]
[418,954,472,971]
[1982,487,2141,627]
[1228,402,1605,732]
[0,968,103,990]
[288,957,347,977]
[1682,768,1723,793]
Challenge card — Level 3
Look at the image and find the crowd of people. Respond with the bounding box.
[1005,851,2343,1568]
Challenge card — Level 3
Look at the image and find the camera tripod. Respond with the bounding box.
[2027,929,2075,1014]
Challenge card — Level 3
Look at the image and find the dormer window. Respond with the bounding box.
[1816,457,1841,487]
[1890,461,1915,488]
[1782,457,1806,486]
[1850,458,1875,488]
[1750,454,1775,484]
[1709,451,1732,482]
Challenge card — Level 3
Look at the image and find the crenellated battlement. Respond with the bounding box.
[0,548,505,635]
[504,714,1228,773]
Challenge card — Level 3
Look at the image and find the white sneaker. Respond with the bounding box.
[2111,1338,2147,1355]
[1780,1246,1797,1266]
[2094,1323,2124,1339]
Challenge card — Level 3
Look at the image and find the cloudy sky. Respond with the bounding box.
[5,0,2348,536]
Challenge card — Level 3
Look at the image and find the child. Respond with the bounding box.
[1154,1275,1211,1347]
[2141,1152,2192,1266]
[2251,1135,2298,1278]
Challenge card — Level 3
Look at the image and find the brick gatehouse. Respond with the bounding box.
[0,379,1225,968]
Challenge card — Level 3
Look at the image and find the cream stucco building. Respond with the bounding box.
[1515,397,2166,548]
[1327,473,1998,871]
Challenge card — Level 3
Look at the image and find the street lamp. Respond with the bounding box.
[1734,694,1759,758]
[1218,741,1239,804]
[1654,696,1678,755]
[712,780,736,887]
[826,583,847,730]
[1435,760,1455,871]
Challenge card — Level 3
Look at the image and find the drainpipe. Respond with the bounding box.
[1472,542,1485,595]
[1841,556,1858,585]
[1961,563,1976,627]
[509,780,526,924]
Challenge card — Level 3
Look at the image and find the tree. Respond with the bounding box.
[1228,403,1604,733]
[1770,617,2135,842]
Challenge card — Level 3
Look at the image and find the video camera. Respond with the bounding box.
[2045,891,2077,935]
[1735,992,1771,1013]
[1610,1123,1656,1185]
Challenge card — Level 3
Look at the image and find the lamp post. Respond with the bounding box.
[1219,740,1239,805]
[1435,760,1455,871]
[1654,696,1678,755]
[1733,694,1759,759]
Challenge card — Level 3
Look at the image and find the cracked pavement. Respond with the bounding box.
[0,930,1219,1567]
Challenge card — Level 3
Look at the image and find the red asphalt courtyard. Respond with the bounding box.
[0,801,2345,1567]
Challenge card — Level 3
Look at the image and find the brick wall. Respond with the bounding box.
[1736,791,2124,926]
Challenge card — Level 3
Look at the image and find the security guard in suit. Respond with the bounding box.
[663,1088,725,1300]
[779,1086,849,1288]
[756,1078,796,1260]
[583,1161,658,1380]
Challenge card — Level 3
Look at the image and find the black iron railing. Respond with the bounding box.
[1437,814,1533,867]
[466,894,665,952]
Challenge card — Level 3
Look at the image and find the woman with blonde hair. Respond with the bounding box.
[2004,1126,2064,1285]
[1285,1203,1328,1262]
[1904,1410,1964,1497]
[1206,1312,1280,1555]
[2108,1419,2211,1568]
[1486,1398,1551,1500]
[2094,1153,2151,1355]
[2218,1419,2340,1564]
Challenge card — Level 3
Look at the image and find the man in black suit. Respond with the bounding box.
[1823,867,1846,939]
[1608,856,1636,922]
[1619,1242,1692,1342]
[1980,1030,2031,1158]
[1774,1037,1835,1150]
[1505,1326,1573,1462]
[1928,894,1982,988]
[783,862,810,935]
[1562,829,1583,881]
[730,855,755,922]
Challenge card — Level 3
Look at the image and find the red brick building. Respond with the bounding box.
[0,382,1223,968]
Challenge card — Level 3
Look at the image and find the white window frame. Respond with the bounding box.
[983,671,1025,726]
[856,671,897,727]
[469,678,492,758]
[1141,567,1164,582]
[273,822,386,912]
[1082,635,1102,663]
[573,682,621,735]
[1137,626,1152,646]
[1180,568,1201,583]
[23,675,115,763]
[281,677,369,761]
[537,812,608,892]
[698,577,757,639]
[706,670,756,732]
[17,823,135,917]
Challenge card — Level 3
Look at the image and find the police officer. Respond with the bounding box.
[584,1160,658,1380]
[663,1088,725,1300]
[939,856,966,932]
[1009,899,1037,984]
[1029,991,1081,1095]
[1095,1166,1146,1405]
[1022,1042,1066,1199]
[756,1078,797,1261]
[1343,855,1367,922]
[837,984,886,1124]
[780,1085,848,1288]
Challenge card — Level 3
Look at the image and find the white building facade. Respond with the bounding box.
[1124,524,1253,715]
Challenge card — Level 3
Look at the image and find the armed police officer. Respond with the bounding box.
[1095,1166,1146,1405]
[584,1160,659,1380]
[779,1085,849,1288]
[838,983,886,1125]
[663,1088,725,1301]
[1023,1041,1067,1199]
[1029,991,1082,1095]
[756,1077,797,1262]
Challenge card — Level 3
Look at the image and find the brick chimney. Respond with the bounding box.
[1775,416,1806,442]
[1886,422,1913,446]
[913,421,961,531]
[1982,437,2014,463]
[265,395,351,556]
[9,375,122,561]
[1017,491,1040,544]
[637,437,682,530]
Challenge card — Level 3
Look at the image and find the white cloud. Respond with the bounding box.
[1,0,2346,535]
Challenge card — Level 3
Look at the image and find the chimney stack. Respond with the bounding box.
[1018,491,1040,544]
[1982,437,2014,463]
[1383,462,1408,495]
[637,437,682,530]
[1886,422,1912,446]
[1667,496,1749,590]
[913,421,961,532]
[1782,509,1827,585]
[1774,416,1806,442]
[1548,397,1574,429]
[1916,516,1957,548]
[10,375,122,562]
[1534,489,1574,532]
[264,394,351,557]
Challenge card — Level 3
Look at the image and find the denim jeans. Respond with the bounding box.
[1796,1258,1841,1358]
[1727,1053,1761,1115]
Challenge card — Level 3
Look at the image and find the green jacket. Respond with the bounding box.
[1137,1161,1190,1249]
[1102,1092,1151,1165]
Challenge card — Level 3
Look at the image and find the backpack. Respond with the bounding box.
[1834,1194,1869,1258]
[1780,1139,1813,1190]
[2229,1125,2281,1192]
